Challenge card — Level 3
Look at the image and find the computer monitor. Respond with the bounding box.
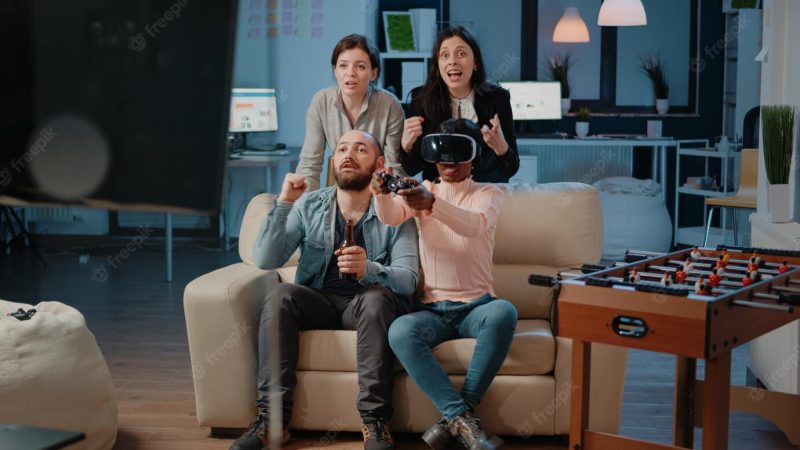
[229,88,279,132]
[499,81,563,120]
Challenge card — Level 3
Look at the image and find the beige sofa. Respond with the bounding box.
[184,182,628,437]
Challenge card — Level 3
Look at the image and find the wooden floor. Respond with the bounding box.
[0,243,796,450]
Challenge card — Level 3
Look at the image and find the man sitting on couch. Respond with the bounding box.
[234,130,420,450]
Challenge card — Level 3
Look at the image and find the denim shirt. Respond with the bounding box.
[252,186,419,300]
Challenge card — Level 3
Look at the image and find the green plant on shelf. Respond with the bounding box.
[576,107,591,122]
[386,14,415,52]
[543,52,571,99]
[762,105,796,185]
[639,53,669,99]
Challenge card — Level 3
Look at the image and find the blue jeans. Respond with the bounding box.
[388,294,518,420]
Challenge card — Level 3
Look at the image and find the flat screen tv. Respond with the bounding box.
[0,0,239,214]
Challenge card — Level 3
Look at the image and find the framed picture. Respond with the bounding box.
[383,11,416,52]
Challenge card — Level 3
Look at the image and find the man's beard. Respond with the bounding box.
[335,162,376,191]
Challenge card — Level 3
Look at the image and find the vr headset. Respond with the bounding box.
[420,133,477,164]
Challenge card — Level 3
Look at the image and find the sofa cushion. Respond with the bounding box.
[495,183,602,268]
[296,319,554,376]
[493,264,559,320]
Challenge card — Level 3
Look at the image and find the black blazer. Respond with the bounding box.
[400,83,519,183]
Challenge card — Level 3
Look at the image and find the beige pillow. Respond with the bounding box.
[0,300,117,449]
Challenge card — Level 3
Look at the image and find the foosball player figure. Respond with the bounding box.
[695,276,705,293]
[682,258,694,275]
[779,260,791,274]
[660,271,673,287]
[747,256,760,273]
[697,282,711,296]
[721,247,731,264]
[674,266,687,284]
[742,270,756,287]
[708,268,721,288]
[627,268,641,283]
[750,251,762,267]
[714,259,726,276]
[718,254,728,268]
[690,246,702,261]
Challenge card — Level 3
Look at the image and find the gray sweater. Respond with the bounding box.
[296,86,405,191]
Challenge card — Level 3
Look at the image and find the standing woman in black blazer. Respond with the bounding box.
[399,26,519,183]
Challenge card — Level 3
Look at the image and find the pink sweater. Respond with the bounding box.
[374,178,503,303]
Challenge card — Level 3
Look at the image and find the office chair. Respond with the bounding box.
[703,148,758,247]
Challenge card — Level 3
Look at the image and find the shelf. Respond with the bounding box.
[677,148,738,157]
[677,186,736,197]
[380,52,430,59]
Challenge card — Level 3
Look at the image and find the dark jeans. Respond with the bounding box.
[256,283,409,425]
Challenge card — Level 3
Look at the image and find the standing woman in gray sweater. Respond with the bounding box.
[296,34,406,191]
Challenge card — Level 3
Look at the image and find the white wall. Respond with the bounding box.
[757,0,800,219]
[450,0,522,83]
[615,0,691,106]
[226,0,378,237]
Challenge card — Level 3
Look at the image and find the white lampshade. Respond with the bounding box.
[598,0,647,26]
[553,7,590,43]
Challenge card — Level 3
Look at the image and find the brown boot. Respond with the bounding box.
[446,412,503,450]
[361,420,395,450]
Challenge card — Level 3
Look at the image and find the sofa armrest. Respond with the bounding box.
[183,262,280,427]
[553,337,628,435]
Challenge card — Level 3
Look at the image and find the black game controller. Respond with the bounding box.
[378,172,414,194]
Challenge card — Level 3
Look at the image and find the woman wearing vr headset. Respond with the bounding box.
[295,34,405,191]
[372,119,517,450]
[399,27,519,183]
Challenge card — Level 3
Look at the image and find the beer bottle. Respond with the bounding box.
[339,219,355,281]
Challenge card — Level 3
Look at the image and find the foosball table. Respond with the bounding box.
[540,246,800,450]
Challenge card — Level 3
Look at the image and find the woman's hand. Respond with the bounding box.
[398,179,434,211]
[401,116,425,153]
[481,113,508,156]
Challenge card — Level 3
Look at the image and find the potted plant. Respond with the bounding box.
[546,52,572,114]
[575,107,590,137]
[639,54,669,114]
[762,105,796,223]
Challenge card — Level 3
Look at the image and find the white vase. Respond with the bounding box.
[656,98,669,114]
[769,184,791,223]
[575,121,589,138]
[561,98,571,115]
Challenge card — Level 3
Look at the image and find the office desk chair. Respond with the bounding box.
[703,148,758,247]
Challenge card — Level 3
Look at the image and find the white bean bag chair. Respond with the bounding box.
[0,300,117,450]
[593,177,672,261]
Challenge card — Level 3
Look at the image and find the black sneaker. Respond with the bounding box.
[361,420,395,450]
[422,418,457,449]
[229,414,290,450]
[446,412,504,450]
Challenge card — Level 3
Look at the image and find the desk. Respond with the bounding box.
[223,148,301,251]
[517,137,677,203]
